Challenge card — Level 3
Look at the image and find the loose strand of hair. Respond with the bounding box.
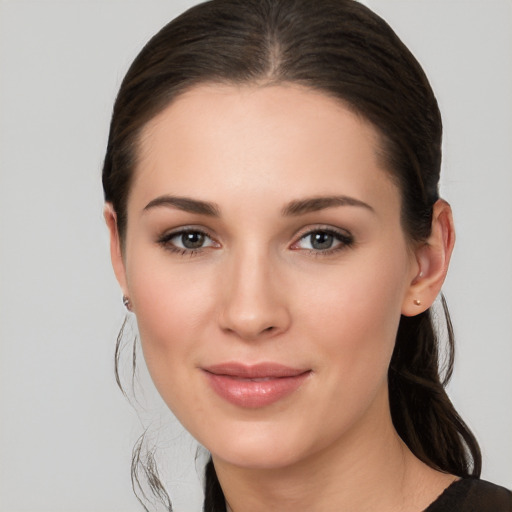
[131,430,174,512]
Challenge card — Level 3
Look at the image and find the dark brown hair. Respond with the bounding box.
[102,1,481,510]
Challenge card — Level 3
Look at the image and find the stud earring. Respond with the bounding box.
[413,299,422,306]
[123,295,132,311]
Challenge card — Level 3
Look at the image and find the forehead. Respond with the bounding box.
[138,82,381,163]
[132,83,399,215]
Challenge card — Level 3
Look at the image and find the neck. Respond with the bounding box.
[214,389,455,512]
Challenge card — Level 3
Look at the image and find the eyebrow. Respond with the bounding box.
[143,195,220,216]
[143,194,373,217]
[282,195,374,216]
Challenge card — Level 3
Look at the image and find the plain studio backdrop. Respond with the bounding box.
[0,1,510,511]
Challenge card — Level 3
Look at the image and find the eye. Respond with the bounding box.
[157,228,219,254]
[175,231,209,249]
[291,228,354,253]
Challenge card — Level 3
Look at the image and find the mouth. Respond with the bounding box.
[202,362,312,408]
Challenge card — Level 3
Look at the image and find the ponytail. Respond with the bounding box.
[389,297,481,477]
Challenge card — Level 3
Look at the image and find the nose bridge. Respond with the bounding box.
[219,241,289,339]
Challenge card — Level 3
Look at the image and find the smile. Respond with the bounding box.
[202,363,312,408]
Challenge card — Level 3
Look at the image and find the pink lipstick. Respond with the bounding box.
[202,363,311,408]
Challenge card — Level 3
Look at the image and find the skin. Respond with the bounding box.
[106,84,456,511]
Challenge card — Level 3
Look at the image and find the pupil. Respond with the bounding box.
[182,232,205,249]
[311,232,333,250]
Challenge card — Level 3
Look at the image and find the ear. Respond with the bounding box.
[104,203,129,294]
[401,199,455,317]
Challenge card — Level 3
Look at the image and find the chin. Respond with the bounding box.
[212,444,301,470]
[202,420,319,471]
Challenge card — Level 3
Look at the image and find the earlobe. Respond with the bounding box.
[401,199,455,317]
[104,203,129,294]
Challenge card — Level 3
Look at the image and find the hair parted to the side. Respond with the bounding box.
[103,0,481,510]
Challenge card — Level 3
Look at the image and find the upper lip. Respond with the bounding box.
[202,362,310,379]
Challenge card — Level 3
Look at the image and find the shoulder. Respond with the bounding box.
[425,478,512,512]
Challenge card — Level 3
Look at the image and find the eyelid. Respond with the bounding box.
[157,225,215,240]
[291,224,353,242]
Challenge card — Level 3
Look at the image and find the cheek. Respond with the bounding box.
[129,244,215,324]
[279,253,408,447]
[125,251,217,390]
[295,249,409,378]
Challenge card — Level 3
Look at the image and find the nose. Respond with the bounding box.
[218,249,291,341]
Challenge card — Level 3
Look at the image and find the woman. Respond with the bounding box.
[102,0,512,510]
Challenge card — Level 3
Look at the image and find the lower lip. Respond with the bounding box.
[204,371,311,408]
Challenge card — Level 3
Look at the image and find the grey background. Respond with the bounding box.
[0,1,511,510]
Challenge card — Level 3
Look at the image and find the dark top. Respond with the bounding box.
[424,479,512,512]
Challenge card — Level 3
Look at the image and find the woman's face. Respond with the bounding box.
[114,84,420,469]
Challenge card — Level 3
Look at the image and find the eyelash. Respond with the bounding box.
[156,228,218,256]
[156,226,354,257]
[291,227,355,256]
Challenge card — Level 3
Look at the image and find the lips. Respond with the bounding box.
[202,363,311,408]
